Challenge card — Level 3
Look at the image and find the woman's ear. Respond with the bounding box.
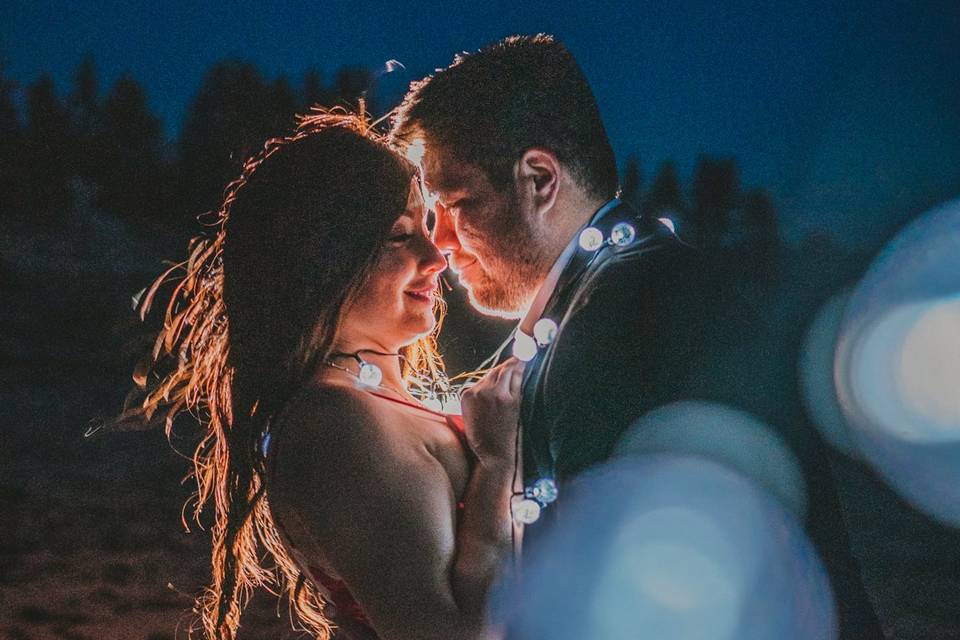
[515,148,561,220]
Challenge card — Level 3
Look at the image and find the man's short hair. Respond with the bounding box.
[391,34,619,200]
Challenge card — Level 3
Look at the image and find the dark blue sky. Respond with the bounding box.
[4,0,959,246]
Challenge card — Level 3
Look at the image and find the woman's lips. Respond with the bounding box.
[404,288,435,303]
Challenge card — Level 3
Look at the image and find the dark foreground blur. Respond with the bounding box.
[2,211,960,639]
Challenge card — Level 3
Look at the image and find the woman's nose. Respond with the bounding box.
[419,235,448,275]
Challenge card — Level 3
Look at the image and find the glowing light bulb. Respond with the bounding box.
[530,477,559,505]
[610,222,637,247]
[578,226,605,251]
[405,137,426,166]
[658,217,676,234]
[533,318,558,347]
[422,395,443,412]
[512,331,539,362]
[441,394,462,416]
[358,362,383,387]
[512,496,542,524]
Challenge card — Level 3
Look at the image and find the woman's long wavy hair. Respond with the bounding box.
[127,112,445,639]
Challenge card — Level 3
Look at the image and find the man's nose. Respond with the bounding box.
[431,202,461,254]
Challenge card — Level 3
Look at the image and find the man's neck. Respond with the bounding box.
[519,195,615,335]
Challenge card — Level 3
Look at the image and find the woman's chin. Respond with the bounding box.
[401,317,438,344]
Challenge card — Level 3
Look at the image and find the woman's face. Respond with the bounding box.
[339,178,447,351]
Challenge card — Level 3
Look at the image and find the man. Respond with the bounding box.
[391,34,880,637]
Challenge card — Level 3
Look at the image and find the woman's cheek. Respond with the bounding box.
[368,255,406,301]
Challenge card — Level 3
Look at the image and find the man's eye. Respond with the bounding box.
[389,233,415,243]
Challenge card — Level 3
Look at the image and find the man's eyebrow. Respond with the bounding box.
[425,171,468,195]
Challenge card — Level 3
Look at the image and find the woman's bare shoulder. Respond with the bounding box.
[275,380,385,453]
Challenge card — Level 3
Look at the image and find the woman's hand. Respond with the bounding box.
[459,357,525,464]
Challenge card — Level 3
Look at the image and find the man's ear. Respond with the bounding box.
[515,148,561,220]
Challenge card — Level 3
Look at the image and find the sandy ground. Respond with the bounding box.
[0,374,309,640]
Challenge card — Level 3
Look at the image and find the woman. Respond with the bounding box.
[131,113,523,640]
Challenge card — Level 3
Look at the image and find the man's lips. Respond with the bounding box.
[451,258,477,275]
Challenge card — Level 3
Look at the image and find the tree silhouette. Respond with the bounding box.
[24,74,72,223]
[620,155,642,208]
[269,75,298,132]
[68,56,103,185]
[70,55,99,136]
[643,161,686,234]
[741,188,781,283]
[0,67,17,136]
[0,66,25,217]
[302,68,332,110]
[334,66,375,113]
[178,60,300,219]
[691,156,739,247]
[96,75,164,223]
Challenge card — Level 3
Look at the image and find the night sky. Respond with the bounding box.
[4,0,959,246]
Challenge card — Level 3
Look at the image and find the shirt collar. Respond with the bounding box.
[517,198,621,336]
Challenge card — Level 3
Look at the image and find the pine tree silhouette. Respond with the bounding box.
[620,155,642,208]
[742,188,781,282]
[178,60,299,220]
[25,75,72,224]
[97,75,163,223]
[643,161,686,234]
[0,65,24,215]
[691,156,739,247]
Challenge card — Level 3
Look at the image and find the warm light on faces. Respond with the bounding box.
[338,179,446,351]
[419,145,549,319]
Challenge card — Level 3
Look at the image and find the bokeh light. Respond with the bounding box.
[512,331,539,362]
[614,401,807,520]
[798,291,860,457]
[835,197,960,525]
[494,455,837,640]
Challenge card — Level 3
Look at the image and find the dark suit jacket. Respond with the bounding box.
[516,200,881,638]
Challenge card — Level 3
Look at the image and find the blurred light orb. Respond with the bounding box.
[421,395,443,412]
[512,331,539,362]
[798,291,860,457]
[658,217,677,234]
[610,221,637,247]
[357,362,383,387]
[405,137,426,166]
[440,393,462,416]
[383,59,406,73]
[512,496,542,525]
[529,477,559,505]
[835,197,960,526]
[578,226,605,251]
[533,318,558,347]
[494,455,837,640]
[614,401,807,521]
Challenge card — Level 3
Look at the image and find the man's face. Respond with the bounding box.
[419,144,550,319]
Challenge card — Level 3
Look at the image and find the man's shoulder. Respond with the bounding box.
[563,229,708,329]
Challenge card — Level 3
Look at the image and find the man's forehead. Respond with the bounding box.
[420,145,482,195]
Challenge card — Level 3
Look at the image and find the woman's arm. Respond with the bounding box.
[273,380,517,640]
[452,358,525,615]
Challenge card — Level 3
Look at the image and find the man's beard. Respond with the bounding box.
[465,201,551,319]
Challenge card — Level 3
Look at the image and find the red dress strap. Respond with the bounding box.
[364,391,467,439]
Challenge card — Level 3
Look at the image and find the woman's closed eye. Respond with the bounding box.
[389,232,415,243]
